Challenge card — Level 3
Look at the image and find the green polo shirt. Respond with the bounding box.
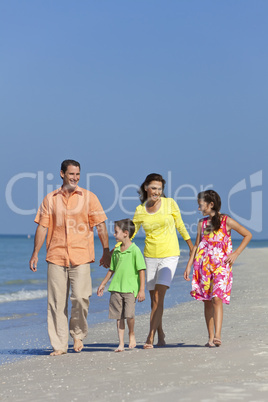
[108,243,146,297]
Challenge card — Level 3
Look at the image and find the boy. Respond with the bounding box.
[97,219,146,352]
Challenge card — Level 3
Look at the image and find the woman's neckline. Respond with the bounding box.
[145,198,162,215]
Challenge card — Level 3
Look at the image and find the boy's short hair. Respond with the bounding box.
[114,219,135,238]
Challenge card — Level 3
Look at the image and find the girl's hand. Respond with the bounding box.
[184,265,192,281]
[225,251,239,266]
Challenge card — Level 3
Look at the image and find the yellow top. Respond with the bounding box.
[132,197,191,258]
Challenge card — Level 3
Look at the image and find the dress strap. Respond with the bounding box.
[220,215,228,234]
[201,217,209,235]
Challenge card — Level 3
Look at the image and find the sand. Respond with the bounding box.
[0,248,267,402]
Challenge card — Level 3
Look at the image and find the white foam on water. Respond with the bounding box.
[0,289,47,303]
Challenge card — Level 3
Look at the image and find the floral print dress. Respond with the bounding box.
[191,215,233,304]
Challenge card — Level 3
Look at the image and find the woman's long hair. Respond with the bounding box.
[198,190,222,232]
[138,173,166,204]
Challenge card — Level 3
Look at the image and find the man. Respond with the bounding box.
[29,159,110,356]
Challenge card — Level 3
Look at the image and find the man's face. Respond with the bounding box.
[60,165,80,190]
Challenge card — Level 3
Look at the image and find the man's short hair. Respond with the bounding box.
[61,160,80,173]
[114,219,135,238]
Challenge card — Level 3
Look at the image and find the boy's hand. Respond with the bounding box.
[136,290,145,302]
[97,284,105,296]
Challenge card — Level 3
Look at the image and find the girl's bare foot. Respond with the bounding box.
[213,338,222,347]
[129,333,136,349]
[50,350,67,356]
[74,339,83,352]
[115,344,125,352]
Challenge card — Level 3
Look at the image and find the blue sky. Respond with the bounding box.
[1,0,267,239]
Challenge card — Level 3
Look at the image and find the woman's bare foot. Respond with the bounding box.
[143,343,154,349]
[73,339,83,352]
[157,331,166,347]
[50,350,67,356]
[129,333,136,349]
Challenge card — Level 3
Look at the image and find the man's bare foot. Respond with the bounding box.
[115,345,125,352]
[73,339,83,352]
[50,350,67,356]
[129,333,136,349]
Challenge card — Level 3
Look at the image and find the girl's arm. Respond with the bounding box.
[183,221,202,281]
[97,270,114,296]
[225,217,252,265]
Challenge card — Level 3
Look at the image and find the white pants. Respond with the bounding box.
[145,256,179,291]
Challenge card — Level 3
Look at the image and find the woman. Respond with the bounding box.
[133,173,193,348]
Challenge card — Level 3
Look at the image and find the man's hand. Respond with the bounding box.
[29,253,38,272]
[99,248,111,269]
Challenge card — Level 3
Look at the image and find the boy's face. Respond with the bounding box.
[114,225,128,242]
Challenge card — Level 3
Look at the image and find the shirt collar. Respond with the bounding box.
[53,185,83,197]
[114,243,135,254]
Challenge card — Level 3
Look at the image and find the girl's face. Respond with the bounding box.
[113,225,126,242]
[145,180,163,203]
[198,199,214,216]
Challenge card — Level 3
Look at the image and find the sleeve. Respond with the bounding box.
[131,206,142,240]
[34,196,50,228]
[88,192,107,227]
[171,199,191,241]
[135,246,146,271]
[109,249,117,272]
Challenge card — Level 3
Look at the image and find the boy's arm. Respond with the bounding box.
[97,270,114,296]
[136,269,146,302]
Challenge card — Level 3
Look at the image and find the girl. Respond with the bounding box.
[184,190,252,347]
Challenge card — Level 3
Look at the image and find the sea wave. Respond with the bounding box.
[2,279,47,286]
[0,289,47,303]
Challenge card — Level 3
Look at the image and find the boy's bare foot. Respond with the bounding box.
[129,333,136,349]
[115,345,125,352]
[73,339,83,352]
[50,350,67,356]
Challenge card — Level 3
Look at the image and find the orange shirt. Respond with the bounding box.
[35,186,107,266]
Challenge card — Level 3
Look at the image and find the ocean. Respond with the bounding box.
[0,235,267,366]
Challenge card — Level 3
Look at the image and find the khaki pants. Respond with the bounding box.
[47,263,92,352]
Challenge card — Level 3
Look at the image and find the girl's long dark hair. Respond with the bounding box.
[198,190,222,232]
[138,173,166,204]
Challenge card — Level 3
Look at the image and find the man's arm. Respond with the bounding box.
[96,221,111,268]
[29,224,47,271]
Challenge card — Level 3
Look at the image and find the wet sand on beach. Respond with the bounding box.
[0,248,267,402]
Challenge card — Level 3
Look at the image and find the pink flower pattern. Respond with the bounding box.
[191,215,233,304]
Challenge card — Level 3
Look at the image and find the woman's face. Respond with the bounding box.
[145,180,163,202]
